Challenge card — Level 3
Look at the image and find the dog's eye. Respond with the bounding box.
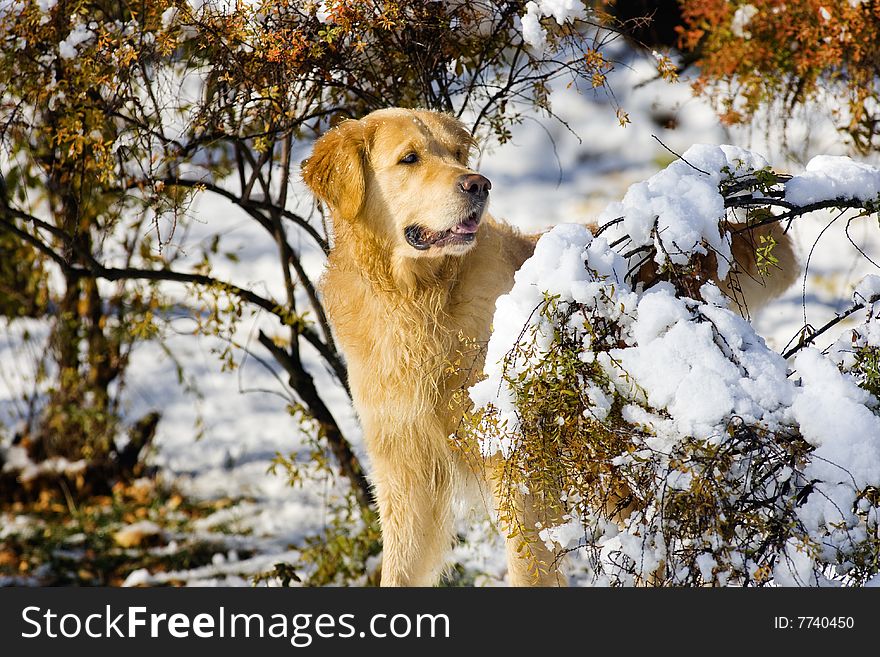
[399,152,418,165]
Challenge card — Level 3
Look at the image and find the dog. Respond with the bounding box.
[302,108,798,586]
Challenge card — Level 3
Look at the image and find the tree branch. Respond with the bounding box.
[258,330,371,512]
[782,302,866,360]
[0,204,343,376]
[125,176,330,254]
[727,196,870,233]
[0,213,74,274]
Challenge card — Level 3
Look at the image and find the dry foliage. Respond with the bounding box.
[679,0,880,153]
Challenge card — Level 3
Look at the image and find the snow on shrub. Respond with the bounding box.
[463,146,880,586]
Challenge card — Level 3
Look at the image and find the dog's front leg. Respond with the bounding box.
[371,442,455,587]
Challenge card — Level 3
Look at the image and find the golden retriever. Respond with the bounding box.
[302,107,798,587]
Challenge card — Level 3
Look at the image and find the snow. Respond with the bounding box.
[122,549,300,587]
[785,155,880,206]
[828,292,880,372]
[113,520,163,549]
[477,230,880,582]
[537,519,582,550]
[58,22,93,60]
[1,445,87,482]
[314,1,332,23]
[773,538,821,587]
[519,3,546,54]
[731,4,759,39]
[473,224,795,453]
[536,0,585,25]
[160,7,178,28]
[791,348,880,488]
[853,274,880,304]
[611,285,792,438]
[598,144,770,280]
[517,0,586,54]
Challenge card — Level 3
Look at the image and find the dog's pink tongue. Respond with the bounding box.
[452,218,480,235]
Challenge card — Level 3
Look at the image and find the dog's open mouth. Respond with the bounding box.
[404,208,483,251]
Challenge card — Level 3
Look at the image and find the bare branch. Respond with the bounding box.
[782,302,866,360]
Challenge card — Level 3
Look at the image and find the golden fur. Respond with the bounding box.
[302,108,798,587]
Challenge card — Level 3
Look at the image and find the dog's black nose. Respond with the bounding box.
[458,173,491,198]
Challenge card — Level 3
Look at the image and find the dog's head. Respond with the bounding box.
[302,108,489,259]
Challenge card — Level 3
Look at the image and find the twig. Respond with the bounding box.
[782,302,865,360]
[594,216,624,238]
[845,215,880,271]
[800,210,846,332]
[651,135,711,176]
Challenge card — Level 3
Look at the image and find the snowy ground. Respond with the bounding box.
[2,49,879,586]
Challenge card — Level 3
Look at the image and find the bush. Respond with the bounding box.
[463,146,880,586]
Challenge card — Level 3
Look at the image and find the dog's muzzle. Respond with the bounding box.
[405,207,484,251]
[405,174,490,251]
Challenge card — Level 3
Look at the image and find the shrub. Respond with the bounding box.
[463,146,880,586]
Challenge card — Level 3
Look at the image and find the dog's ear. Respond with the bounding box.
[301,120,366,221]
